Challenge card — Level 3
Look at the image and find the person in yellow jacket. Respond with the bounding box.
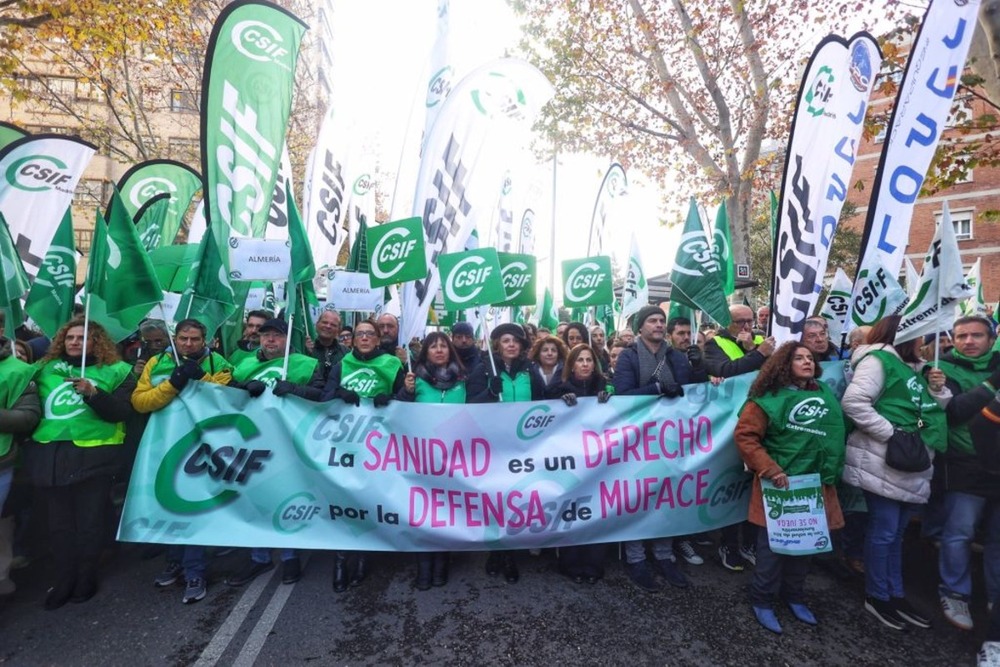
[131,318,232,605]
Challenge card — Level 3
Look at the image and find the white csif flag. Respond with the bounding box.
[818,268,854,350]
[959,257,986,317]
[895,202,974,344]
[620,232,648,321]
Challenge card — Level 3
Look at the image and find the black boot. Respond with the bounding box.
[431,553,449,587]
[70,562,98,603]
[485,552,502,576]
[44,575,76,611]
[350,554,368,587]
[502,553,519,584]
[332,553,348,593]
[415,555,433,591]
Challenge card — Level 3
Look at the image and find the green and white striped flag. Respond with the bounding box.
[711,201,735,296]
[895,203,973,344]
[621,232,648,320]
[25,210,76,337]
[669,198,731,327]
[959,258,986,318]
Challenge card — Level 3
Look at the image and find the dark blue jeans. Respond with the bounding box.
[864,491,916,601]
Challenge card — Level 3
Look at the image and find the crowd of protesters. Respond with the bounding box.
[1,302,999,664]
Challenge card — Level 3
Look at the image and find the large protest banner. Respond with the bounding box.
[119,365,847,551]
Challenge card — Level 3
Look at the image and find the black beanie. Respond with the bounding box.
[633,305,664,333]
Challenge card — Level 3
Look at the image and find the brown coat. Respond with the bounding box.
[735,401,845,530]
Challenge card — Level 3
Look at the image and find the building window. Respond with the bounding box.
[41,76,76,98]
[170,89,198,113]
[73,179,106,206]
[24,124,67,136]
[936,208,973,241]
[167,137,199,160]
[75,228,93,255]
[76,80,102,102]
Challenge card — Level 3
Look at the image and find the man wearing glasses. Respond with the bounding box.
[704,304,776,379]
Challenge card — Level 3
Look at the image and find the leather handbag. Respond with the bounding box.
[885,427,931,473]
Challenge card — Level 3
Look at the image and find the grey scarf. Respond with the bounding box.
[636,339,674,387]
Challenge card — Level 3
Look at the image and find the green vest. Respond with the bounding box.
[0,354,38,457]
[150,351,234,387]
[749,382,846,483]
[415,377,467,404]
[937,352,997,455]
[33,359,132,447]
[714,335,746,361]
[868,350,947,452]
[233,353,318,386]
[500,369,533,402]
[229,348,256,368]
[339,352,402,398]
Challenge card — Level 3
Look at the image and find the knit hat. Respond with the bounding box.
[451,322,475,337]
[490,323,528,349]
[632,305,664,333]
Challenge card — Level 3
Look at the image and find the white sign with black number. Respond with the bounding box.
[228,237,291,281]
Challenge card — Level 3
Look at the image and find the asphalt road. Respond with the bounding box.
[0,532,987,666]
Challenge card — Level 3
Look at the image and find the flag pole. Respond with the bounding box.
[481,318,502,402]
[281,280,295,380]
[158,302,181,365]
[80,294,91,381]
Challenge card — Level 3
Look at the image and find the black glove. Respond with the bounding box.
[488,376,504,397]
[335,388,361,406]
[988,367,1000,390]
[561,392,578,407]
[373,393,391,408]
[661,383,684,398]
[245,380,267,398]
[686,345,703,368]
[597,390,611,404]
[273,380,296,397]
[181,360,204,381]
[168,367,189,391]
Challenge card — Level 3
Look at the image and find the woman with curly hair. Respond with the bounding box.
[735,342,847,634]
[23,318,136,610]
[528,335,568,389]
[560,321,589,350]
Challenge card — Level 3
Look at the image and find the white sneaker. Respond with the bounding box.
[676,540,704,565]
[941,595,974,631]
[978,641,1000,667]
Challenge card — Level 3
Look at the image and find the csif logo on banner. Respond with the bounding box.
[426,66,454,108]
[502,261,530,298]
[566,263,605,301]
[5,154,73,193]
[805,65,835,118]
[155,415,270,514]
[444,255,493,305]
[471,71,529,120]
[353,173,374,196]
[33,245,75,289]
[497,252,536,306]
[231,20,291,70]
[129,176,176,208]
[371,228,417,281]
[517,404,555,440]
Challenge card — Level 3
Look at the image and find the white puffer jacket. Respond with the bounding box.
[840,344,952,504]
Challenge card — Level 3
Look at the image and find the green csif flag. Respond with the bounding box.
[538,287,559,330]
[562,256,614,308]
[25,209,76,337]
[669,198,731,327]
[711,200,735,296]
[118,159,202,248]
[0,211,29,329]
[286,183,318,353]
[87,187,164,332]
[438,248,506,310]
[176,220,238,338]
[134,193,172,251]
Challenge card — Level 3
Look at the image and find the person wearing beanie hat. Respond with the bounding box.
[612,302,705,592]
[450,322,482,373]
[467,321,545,584]
[632,305,664,334]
